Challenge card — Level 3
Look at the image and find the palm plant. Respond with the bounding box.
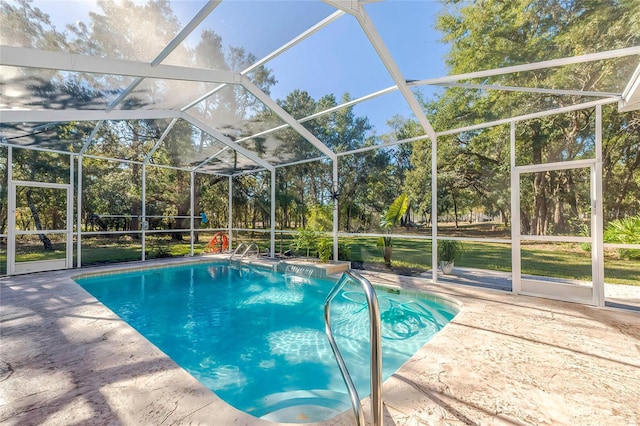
[604,214,640,260]
[378,193,409,268]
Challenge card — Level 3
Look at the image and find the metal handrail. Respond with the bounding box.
[324,270,382,426]
[239,243,259,259]
[229,243,247,260]
[230,243,260,261]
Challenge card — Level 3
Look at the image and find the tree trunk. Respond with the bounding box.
[552,171,564,234]
[530,123,547,235]
[533,171,547,235]
[612,154,640,219]
[300,188,306,228]
[172,218,185,241]
[520,208,531,235]
[453,192,459,228]
[252,207,258,229]
[553,198,563,233]
[310,168,319,204]
[130,205,140,236]
[383,246,393,268]
[25,188,54,251]
[499,207,508,227]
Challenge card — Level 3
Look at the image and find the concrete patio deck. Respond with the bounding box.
[1,258,639,425]
[415,266,640,312]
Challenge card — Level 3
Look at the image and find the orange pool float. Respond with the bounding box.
[205,232,229,253]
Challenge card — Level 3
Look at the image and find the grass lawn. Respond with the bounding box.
[2,231,638,286]
[351,238,638,286]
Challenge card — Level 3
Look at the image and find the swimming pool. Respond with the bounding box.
[75,261,458,423]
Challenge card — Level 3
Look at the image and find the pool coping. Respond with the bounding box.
[1,257,639,425]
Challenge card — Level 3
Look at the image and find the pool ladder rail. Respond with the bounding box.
[324,270,383,426]
[229,243,260,260]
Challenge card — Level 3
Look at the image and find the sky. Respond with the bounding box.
[31,0,451,133]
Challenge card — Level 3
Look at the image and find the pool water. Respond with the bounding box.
[76,262,457,422]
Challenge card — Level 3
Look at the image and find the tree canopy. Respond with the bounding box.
[403,0,640,236]
[1,0,638,245]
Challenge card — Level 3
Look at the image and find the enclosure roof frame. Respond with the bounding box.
[620,62,640,112]
[0,2,639,173]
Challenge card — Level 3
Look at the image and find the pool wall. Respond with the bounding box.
[73,259,459,422]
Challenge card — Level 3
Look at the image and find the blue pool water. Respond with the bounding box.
[76,262,457,422]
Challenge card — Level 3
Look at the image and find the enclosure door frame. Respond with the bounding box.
[513,161,602,305]
[7,148,74,275]
[510,106,605,307]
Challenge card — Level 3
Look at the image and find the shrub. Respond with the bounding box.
[338,241,351,261]
[579,223,591,252]
[604,214,640,260]
[307,204,333,232]
[291,228,319,257]
[150,239,172,258]
[316,238,332,263]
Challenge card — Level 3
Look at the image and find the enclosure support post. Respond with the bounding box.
[228,175,233,250]
[510,121,521,294]
[190,170,195,257]
[593,105,605,307]
[333,159,339,262]
[431,136,438,283]
[76,122,101,267]
[270,170,276,258]
[77,155,82,268]
[68,155,74,268]
[141,163,146,261]
[7,146,14,274]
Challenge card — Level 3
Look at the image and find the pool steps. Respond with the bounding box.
[210,243,352,277]
[254,389,351,422]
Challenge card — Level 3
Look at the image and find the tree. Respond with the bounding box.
[428,0,640,235]
[276,90,393,232]
[11,150,70,250]
[316,94,392,232]
[602,107,640,220]
[0,0,66,50]
[276,90,331,228]
[65,1,279,239]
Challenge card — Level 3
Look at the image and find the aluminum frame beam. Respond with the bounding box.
[193,146,231,171]
[182,112,274,172]
[407,46,640,87]
[432,82,621,98]
[107,1,221,111]
[335,98,618,158]
[436,98,618,136]
[215,46,637,157]
[619,62,640,112]
[180,10,345,112]
[232,85,398,147]
[324,0,437,143]
[0,109,181,123]
[0,45,238,84]
[79,121,103,155]
[144,118,179,162]
[241,76,337,161]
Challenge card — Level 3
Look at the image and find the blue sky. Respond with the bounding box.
[203,0,450,132]
[33,0,450,132]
